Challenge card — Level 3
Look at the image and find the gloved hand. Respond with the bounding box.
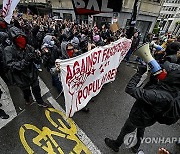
[25,53,35,62]
[43,52,50,61]
[137,65,147,75]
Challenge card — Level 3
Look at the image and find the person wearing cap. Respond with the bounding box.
[105,59,180,153]
[4,26,48,107]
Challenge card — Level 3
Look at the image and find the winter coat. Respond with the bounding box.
[41,35,61,70]
[0,32,11,72]
[125,69,179,127]
[61,41,68,59]
[4,27,39,88]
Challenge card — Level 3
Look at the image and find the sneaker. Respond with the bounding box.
[104,138,119,152]
[38,102,49,108]
[0,109,9,119]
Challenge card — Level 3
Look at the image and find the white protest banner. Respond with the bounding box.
[2,0,20,24]
[60,38,132,117]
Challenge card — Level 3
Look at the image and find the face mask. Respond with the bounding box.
[15,36,27,49]
[0,21,7,29]
[50,40,55,46]
[67,49,74,58]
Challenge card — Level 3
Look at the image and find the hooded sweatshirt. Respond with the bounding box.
[4,26,38,87]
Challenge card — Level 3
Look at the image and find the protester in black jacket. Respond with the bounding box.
[4,26,48,107]
[41,35,61,70]
[41,35,62,93]
[105,64,180,153]
[0,32,11,84]
[0,18,11,84]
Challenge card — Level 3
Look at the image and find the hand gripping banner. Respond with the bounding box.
[60,38,132,117]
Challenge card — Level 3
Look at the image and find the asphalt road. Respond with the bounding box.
[0,61,179,154]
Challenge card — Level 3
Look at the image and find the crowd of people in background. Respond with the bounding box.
[0,13,180,154]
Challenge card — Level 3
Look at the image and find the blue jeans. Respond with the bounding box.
[125,49,133,61]
[52,75,63,93]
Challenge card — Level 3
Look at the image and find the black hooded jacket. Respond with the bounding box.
[0,32,10,70]
[126,67,180,127]
[0,18,10,67]
[4,27,39,87]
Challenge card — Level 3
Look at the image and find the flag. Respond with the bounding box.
[72,0,123,15]
[2,0,20,24]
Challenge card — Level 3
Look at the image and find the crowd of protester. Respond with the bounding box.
[0,14,127,118]
[0,13,180,154]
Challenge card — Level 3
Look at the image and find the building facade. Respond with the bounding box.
[116,0,164,39]
[1,0,164,39]
[48,0,164,39]
[158,0,180,36]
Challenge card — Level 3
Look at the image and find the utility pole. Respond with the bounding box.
[126,0,139,39]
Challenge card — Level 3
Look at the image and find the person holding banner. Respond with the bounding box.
[50,59,63,94]
[105,60,180,153]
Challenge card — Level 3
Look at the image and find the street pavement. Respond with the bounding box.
[0,61,179,154]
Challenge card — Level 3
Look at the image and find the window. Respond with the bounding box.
[63,13,72,21]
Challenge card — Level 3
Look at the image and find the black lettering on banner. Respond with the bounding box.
[72,0,123,15]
